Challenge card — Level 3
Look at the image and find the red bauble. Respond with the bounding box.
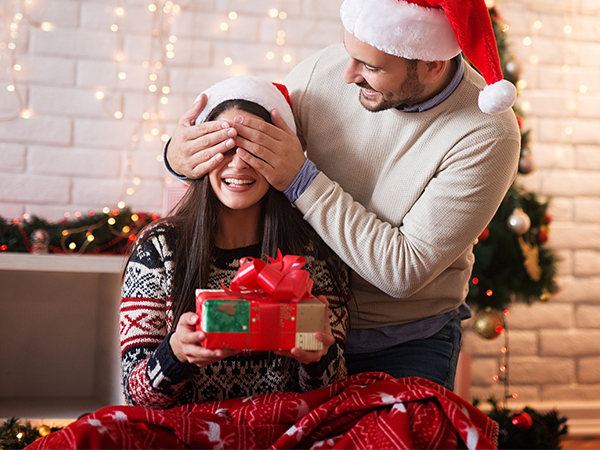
[511,412,533,430]
[478,228,490,241]
[544,213,552,225]
[538,230,549,244]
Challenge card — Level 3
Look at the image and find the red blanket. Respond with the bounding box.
[28,373,497,449]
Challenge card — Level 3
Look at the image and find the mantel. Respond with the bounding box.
[0,253,127,273]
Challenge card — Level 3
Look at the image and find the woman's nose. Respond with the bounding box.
[227,150,249,169]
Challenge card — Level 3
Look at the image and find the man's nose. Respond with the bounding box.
[343,59,363,84]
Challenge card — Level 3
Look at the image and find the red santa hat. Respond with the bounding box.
[194,76,296,133]
[340,0,517,115]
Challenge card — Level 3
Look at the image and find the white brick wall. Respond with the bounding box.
[1,0,599,427]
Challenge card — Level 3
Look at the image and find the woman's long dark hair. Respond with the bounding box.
[127,99,348,327]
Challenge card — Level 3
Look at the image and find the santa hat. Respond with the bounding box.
[340,0,517,115]
[194,76,296,133]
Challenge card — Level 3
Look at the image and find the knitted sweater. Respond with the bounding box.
[120,224,349,409]
[285,44,521,329]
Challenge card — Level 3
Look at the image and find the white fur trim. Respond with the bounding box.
[340,0,460,61]
[194,76,296,133]
[478,79,517,115]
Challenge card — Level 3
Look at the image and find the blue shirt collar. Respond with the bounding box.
[397,55,464,113]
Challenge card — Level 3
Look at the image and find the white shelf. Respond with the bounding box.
[0,253,127,422]
[0,253,127,273]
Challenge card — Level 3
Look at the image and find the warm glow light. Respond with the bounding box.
[160,97,168,104]
[115,52,124,61]
[165,43,174,51]
[521,101,530,111]
[523,37,532,46]
[220,22,229,31]
[563,25,572,34]
[131,214,139,221]
[69,242,77,250]
[529,55,539,64]
[133,177,141,185]
[269,8,279,17]
[118,201,126,209]
[533,20,542,29]
[568,100,577,110]
[40,22,53,31]
[277,30,286,38]
[149,73,158,81]
[87,234,95,242]
[103,207,111,214]
[579,85,588,93]
[114,111,123,119]
[149,84,157,92]
[283,54,292,63]
[151,128,159,136]
[13,64,21,71]
[115,7,125,15]
[562,64,570,72]
[565,126,573,135]
[166,51,175,58]
[8,43,16,50]
[162,86,170,94]
[111,24,119,32]
[126,188,135,195]
[486,289,493,297]
[276,37,285,45]
[224,57,233,66]
[148,4,157,12]
[161,134,169,142]
[108,217,116,225]
[118,72,127,80]
[122,225,131,233]
[20,109,32,119]
[155,61,163,69]
[7,85,15,92]
[516,80,527,90]
[229,11,237,20]
[279,11,287,20]
[142,112,150,120]
[169,35,177,43]
[95,91,105,99]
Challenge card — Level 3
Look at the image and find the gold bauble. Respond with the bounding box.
[38,425,51,437]
[473,307,505,340]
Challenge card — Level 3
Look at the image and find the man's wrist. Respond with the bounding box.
[283,159,320,202]
[163,137,187,180]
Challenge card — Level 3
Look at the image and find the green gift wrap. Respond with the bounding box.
[196,289,325,351]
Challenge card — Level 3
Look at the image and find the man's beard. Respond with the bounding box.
[357,69,426,112]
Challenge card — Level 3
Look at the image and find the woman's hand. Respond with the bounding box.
[274,296,335,364]
[170,312,238,366]
[166,93,238,179]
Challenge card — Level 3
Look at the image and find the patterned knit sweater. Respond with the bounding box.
[120,223,349,409]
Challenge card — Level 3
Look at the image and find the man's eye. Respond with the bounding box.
[364,65,377,72]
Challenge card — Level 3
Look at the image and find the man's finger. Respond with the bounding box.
[179,93,208,127]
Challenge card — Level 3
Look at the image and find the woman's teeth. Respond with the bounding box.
[224,178,254,186]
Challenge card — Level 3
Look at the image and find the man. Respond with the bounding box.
[164,0,521,391]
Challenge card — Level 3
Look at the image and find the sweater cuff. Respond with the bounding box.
[147,332,196,393]
[283,158,320,202]
[163,137,188,181]
[300,342,340,379]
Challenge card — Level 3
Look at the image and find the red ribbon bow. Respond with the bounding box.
[229,250,313,302]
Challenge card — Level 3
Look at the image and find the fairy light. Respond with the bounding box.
[126,188,135,195]
[103,207,110,214]
[114,111,123,119]
[529,55,539,64]
[13,64,21,71]
[118,201,126,209]
[40,22,53,31]
[269,8,279,18]
[220,22,229,31]
[7,85,15,92]
[266,51,275,60]
[108,217,116,225]
[533,20,542,29]
[118,72,127,80]
[224,57,233,66]
[20,110,32,119]
[111,24,119,32]
[565,126,573,135]
[563,24,572,34]
[148,4,157,12]
[579,85,588,93]
[115,7,125,16]
[229,11,237,20]
[561,64,570,72]
[523,37,532,46]
[278,11,287,20]
[115,52,124,62]
[95,91,105,99]
[283,54,292,63]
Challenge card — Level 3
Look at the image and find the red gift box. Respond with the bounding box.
[195,251,325,351]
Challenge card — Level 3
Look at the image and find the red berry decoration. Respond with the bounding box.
[511,412,533,430]
[538,230,549,244]
[544,213,552,225]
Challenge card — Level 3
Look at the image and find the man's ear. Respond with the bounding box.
[419,60,448,84]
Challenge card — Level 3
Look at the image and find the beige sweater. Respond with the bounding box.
[285,44,520,329]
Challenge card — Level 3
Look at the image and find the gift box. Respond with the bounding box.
[195,251,325,351]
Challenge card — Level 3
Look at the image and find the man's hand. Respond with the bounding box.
[170,312,239,366]
[167,93,237,179]
[274,296,335,364]
[233,109,306,191]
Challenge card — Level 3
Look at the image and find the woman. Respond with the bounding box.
[120,76,349,409]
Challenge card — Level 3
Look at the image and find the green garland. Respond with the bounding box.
[0,208,158,255]
[0,418,62,449]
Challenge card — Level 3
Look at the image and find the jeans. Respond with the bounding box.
[345,316,462,391]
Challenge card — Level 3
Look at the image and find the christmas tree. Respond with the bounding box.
[466,7,560,333]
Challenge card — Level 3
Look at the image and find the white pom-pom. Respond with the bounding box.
[478,79,517,115]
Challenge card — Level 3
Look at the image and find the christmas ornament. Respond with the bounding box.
[478,228,490,241]
[540,289,551,301]
[518,236,542,282]
[505,57,523,79]
[537,229,549,244]
[518,155,535,174]
[507,208,531,235]
[473,307,505,339]
[38,425,51,437]
[30,229,50,254]
[511,411,533,430]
